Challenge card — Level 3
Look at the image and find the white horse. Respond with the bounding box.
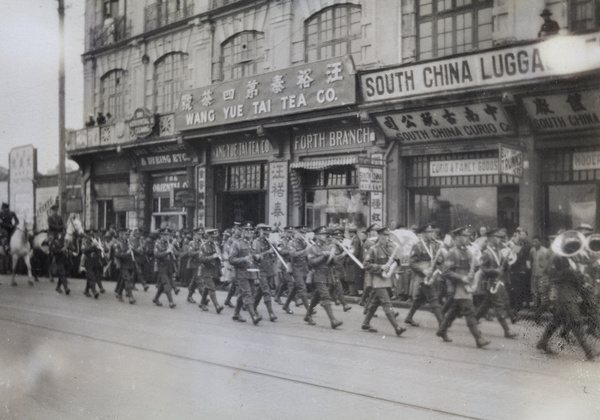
[9,220,36,286]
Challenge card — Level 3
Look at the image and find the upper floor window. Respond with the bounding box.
[145,0,195,32]
[154,53,189,114]
[220,31,265,81]
[305,5,362,63]
[418,0,493,60]
[100,69,127,119]
[569,0,600,33]
[103,0,120,20]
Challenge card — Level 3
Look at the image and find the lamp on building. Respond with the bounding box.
[358,111,372,124]
[141,54,150,65]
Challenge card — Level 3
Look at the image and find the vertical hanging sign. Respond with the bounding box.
[197,166,206,228]
[268,161,288,229]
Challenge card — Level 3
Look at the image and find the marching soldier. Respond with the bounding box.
[153,228,177,308]
[475,229,517,338]
[404,223,444,328]
[344,224,363,297]
[306,226,343,329]
[197,228,225,314]
[436,226,491,348]
[49,230,70,295]
[359,224,378,310]
[329,228,352,312]
[114,229,136,304]
[81,232,103,299]
[131,228,149,292]
[360,225,406,336]
[222,223,242,308]
[252,224,278,322]
[47,203,64,245]
[273,227,295,306]
[186,227,204,304]
[228,222,263,325]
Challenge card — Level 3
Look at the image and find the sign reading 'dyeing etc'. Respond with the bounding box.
[131,143,195,170]
[361,35,600,102]
[376,102,514,142]
[522,89,600,132]
[175,57,356,130]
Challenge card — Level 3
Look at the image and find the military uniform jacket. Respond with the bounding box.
[344,235,363,283]
[83,243,103,271]
[480,245,505,281]
[252,237,277,277]
[154,240,174,275]
[443,245,475,299]
[364,241,393,289]
[115,240,135,270]
[289,236,309,276]
[307,240,332,283]
[186,240,202,269]
[229,238,256,279]
[409,238,441,282]
[198,240,221,278]
[47,214,64,233]
[131,236,146,264]
[49,235,68,266]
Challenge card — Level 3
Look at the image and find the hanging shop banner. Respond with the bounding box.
[210,138,271,164]
[370,192,383,225]
[9,145,36,224]
[113,196,135,212]
[499,144,524,177]
[197,167,206,228]
[573,150,600,171]
[131,143,195,171]
[175,57,356,131]
[430,158,499,177]
[358,166,383,192]
[173,188,195,208]
[376,101,515,143]
[293,124,376,156]
[268,161,288,229]
[129,108,156,138]
[361,34,600,103]
[522,89,600,133]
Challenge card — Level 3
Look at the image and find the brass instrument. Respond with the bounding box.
[267,239,292,273]
[127,239,135,260]
[585,233,600,254]
[381,242,400,279]
[333,239,365,269]
[423,240,444,285]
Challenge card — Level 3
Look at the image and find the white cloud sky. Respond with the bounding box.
[0,1,84,174]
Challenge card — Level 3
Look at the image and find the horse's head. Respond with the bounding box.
[66,216,85,237]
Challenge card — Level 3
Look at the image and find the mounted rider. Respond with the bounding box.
[0,202,19,253]
[47,203,65,247]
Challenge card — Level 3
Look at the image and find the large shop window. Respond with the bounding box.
[542,148,600,234]
[407,152,519,234]
[97,199,127,230]
[417,0,493,59]
[305,4,362,64]
[151,173,188,231]
[303,166,370,229]
[214,164,267,191]
[154,52,189,114]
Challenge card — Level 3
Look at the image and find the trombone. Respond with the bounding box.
[268,239,292,273]
[333,239,364,269]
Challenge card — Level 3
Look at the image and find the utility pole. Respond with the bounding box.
[58,0,66,218]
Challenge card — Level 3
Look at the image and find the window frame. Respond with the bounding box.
[219,30,265,82]
[569,0,600,33]
[100,69,127,119]
[154,52,189,114]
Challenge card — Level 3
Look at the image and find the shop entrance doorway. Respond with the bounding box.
[217,192,266,229]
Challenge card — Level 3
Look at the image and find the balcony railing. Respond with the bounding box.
[67,114,177,153]
[210,0,245,10]
[90,16,130,50]
[145,0,195,32]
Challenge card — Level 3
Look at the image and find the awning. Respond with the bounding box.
[93,181,129,198]
[290,156,358,170]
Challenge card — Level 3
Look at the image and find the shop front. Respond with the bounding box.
[90,155,132,231]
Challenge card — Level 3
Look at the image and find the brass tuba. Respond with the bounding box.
[585,233,600,255]
[551,230,587,258]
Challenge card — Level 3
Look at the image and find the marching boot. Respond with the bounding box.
[498,316,517,338]
[224,286,236,308]
[468,323,490,348]
[282,288,297,314]
[274,281,285,305]
[361,307,377,333]
[232,298,246,322]
[198,289,209,311]
[436,316,453,342]
[253,289,262,312]
[265,300,277,322]
[209,291,224,314]
[248,305,263,325]
[308,293,320,315]
[153,286,163,306]
[187,291,196,303]
[385,308,406,336]
[359,287,371,307]
[166,290,176,308]
[404,306,420,327]
[323,304,343,329]
[432,306,444,327]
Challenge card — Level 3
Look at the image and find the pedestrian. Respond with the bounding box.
[538,9,560,37]
[436,226,491,348]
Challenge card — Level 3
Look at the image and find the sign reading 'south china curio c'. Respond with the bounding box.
[175,57,356,130]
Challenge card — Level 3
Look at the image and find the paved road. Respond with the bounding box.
[1,274,599,419]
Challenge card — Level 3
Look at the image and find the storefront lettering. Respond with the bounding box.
[430,159,499,177]
[573,151,600,171]
[211,139,270,160]
[294,127,373,151]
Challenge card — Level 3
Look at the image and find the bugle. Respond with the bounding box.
[333,239,364,269]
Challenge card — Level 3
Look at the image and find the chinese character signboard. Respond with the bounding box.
[197,167,206,228]
[376,102,515,143]
[175,57,356,131]
[358,166,383,191]
[500,144,524,176]
[522,89,600,133]
[268,162,288,228]
[9,145,36,224]
[370,192,383,226]
[361,34,600,103]
[173,188,195,208]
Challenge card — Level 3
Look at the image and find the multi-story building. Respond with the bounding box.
[69,0,600,236]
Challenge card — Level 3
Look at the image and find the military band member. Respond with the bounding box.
[49,231,70,295]
[153,228,177,308]
[114,230,136,304]
[197,228,224,314]
[222,223,242,308]
[404,223,444,328]
[359,224,378,310]
[306,226,343,329]
[252,224,278,322]
[82,233,103,299]
[229,222,263,325]
[273,227,295,306]
[344,224,363,297]
[475,229,517,339]
[186,227,204,304]
[131,228,149,292]
[361,226,406,336]
[329,228,352,312]
[436,226,491,348]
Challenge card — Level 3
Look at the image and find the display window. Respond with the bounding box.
[151,172,188,231]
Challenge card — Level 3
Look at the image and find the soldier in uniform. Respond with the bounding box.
[131,228,149,292]
[186,227,204,304]
[359,224,378,310]
[329,228,352,312]
[47,203,64,246]
[222,223,242,308]
[281,227,315,324]
[114,229,136,304]
[360,226,406,336]
[251,224,278,322]
[0,202,19,253]
[306,226,343,329]
[81,232,103,299]
[229,222,263,325]
[344,224,363,297]
[404,223,444,328]
[197,228,225,314]
[436,226,491,348]
[153,228,177,308]
[143,232,157,287]
[49,230,70,295]
[273,227,295,306]
[475,229,517,338]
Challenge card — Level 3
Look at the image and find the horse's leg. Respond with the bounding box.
[11,255,17,286]
[26,253,35,286]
